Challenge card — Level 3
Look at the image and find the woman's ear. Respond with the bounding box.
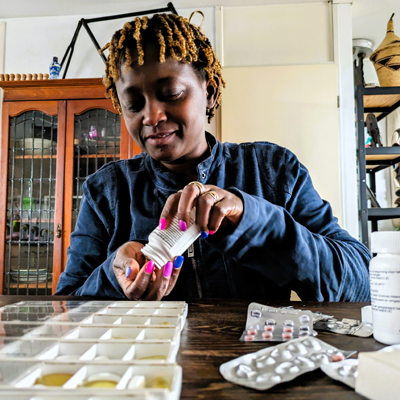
[206,75,220,111]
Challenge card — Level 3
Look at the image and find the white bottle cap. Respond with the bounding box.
[371,231,400,253]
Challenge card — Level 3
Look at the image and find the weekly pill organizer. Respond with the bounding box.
[0,300,188,400]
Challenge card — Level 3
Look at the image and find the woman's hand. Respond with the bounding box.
[112,241,183,300]
[159,182,244,234]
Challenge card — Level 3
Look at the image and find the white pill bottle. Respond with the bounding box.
[370,231,400,345]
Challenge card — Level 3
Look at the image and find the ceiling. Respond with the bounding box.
[0,0,326,19]
[0,0,398,47]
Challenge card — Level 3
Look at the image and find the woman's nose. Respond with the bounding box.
[142,100,167,127]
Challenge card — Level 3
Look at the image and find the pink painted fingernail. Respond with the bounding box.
[209,230,215,235]
[163,261,173,277]
[159,218,166,230]
[145,260,155,274]
[178,220,187,231]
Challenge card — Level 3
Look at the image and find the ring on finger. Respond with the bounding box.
[178,189,183,193]
[188,181,205,195]
[200,190,219,203]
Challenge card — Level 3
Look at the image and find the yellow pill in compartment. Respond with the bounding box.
[138,355,167,361]
[81,380,118,388]
[150,376,169,388]
[160,322,171,325]
[35,373,73,386]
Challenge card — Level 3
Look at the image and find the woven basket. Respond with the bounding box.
[370,14,400,87]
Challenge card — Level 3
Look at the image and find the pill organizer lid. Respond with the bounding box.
[371,231,400,254]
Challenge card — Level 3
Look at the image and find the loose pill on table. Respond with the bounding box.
[35,373,73,387]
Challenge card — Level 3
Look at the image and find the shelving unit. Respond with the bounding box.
[355,84,400,247]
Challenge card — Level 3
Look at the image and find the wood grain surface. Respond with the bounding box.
[0,296,381,399]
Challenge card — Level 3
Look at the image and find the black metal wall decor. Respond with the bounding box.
[60,2,178,79]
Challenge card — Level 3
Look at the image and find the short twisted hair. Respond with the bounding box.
[100,13,225,122]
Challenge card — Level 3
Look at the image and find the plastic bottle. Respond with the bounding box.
[370,231,400,345]
[49,56,61,79]
[141,209,200,269]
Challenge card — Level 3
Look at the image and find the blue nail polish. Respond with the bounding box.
[126,266,131,278]
[200,231,209,239]
[174,255,184,269]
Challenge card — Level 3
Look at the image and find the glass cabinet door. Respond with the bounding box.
[4,111,58,294]
[71,109,121,229]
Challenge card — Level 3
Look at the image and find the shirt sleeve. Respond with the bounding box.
[208,148,371,302]
[55,194,125,298]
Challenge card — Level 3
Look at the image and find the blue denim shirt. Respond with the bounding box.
[56,133,371,301]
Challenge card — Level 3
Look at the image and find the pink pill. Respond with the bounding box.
[264,326,274,332]
[262,332,272,339]
[282,333,293,340]
[247,329,257,335]
[332,354,345,362]
[244,335,255,341]
[283,327,293,333]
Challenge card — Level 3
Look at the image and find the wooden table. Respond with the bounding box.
[0,296,383,399]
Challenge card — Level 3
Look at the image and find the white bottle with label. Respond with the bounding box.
[370,231,400,345]
[141,208,201,269]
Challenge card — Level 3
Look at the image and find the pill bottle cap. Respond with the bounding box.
[53,56,58,62]
[371,231,400,253]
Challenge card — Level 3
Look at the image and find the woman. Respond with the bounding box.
[56,13,371,301]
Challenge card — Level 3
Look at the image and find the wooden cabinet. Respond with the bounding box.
[0,79,140,295]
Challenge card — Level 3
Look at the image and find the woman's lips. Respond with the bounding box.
[146,132,175,146]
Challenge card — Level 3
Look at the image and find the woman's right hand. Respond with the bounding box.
[112,241,183,300]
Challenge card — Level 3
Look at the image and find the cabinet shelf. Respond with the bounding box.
[363,86,400,122]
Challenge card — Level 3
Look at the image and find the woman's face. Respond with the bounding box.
[115,44,215,167]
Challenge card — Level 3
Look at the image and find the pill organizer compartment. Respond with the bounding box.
[117,364,182,395]
[122,316,180,327]
[108,301,185,309]
[0,339,55,359]
[79,343,135,361]
[0,312,53,323]
[97,308,133,315]
[63,327,111,340]
[37,342,96,361]
[131,343,178,363]
[0,361,39,386]
[13,363,82,388]
[62,364,129,389]
[24,324,77,339]
[81,315,130,325]
[0,322,44,338]
[48,312,95,324]
[98,327,179,342]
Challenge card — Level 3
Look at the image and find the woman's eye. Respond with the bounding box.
[163,91,183,100]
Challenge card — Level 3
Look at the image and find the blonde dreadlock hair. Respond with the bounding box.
[100,13,225,122]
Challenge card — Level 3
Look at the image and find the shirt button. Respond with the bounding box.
[201,172,206,180]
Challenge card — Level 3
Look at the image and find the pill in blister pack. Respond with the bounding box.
[314,318,373,337]
[320,358,358,389]
[240,303,314,342]
[220,336,356,390]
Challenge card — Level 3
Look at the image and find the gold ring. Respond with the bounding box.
[178,190,183,193]
[201,190,219,203]
[188,181,205,195]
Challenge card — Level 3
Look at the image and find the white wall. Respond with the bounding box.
[2,7,215,78]
[223,2,333,67]
[220,2,342,223]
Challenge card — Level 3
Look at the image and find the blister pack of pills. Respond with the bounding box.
[314,318,373,337]
[240,303,314,342]
[320,358,358,388]
[0,300,187,400]
[220,336,356,391]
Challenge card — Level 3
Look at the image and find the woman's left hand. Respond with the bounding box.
[159,183,244,234]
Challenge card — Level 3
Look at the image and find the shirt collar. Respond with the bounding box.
[145,132,222,193]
